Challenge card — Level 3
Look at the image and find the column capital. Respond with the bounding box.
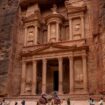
[68,55,74,59]
[82,54,87,57]
[22,60,26,63]
[68,56,73,58]
[58,57,63,60]
[32,59,37,62]
[42,59,47,62]
[80,15,85,18]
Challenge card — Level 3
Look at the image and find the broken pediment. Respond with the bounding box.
[65,0,87,14]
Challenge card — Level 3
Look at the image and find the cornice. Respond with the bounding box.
[22,14,40,23]
[20,43,89,57]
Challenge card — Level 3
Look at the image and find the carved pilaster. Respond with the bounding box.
[69,56,74,94]
[81,16,85,38]
[42,59,47,93]
[82,55,88,93]
[21,61,26,95]
[32,60,37,95]
[58,57,63,94]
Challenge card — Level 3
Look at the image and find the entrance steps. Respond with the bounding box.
[2,95,104,105]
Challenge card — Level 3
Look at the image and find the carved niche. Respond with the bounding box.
[26,26,35,46]
[72,17,82,40]
[50,23,56,42]
[25,62,33,95]
[74,57,83,89]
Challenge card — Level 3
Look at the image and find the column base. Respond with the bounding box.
[69,91,88,95]
[69,91,74,95]
[20,93,25,96]
[58,91,63,95]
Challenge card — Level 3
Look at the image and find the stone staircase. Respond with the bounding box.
[2,95,104,105]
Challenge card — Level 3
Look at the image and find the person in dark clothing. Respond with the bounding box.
[67,98,70,105]
[39,94,48,105]
[21,100,25,105]
[15,102,18,105]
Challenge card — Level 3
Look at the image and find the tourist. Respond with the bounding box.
[98,98,104,105]
[89,98,95,105]
[39,93,48,105]
[1,99,6,105]
[52,92,61,105]
[15,102,18,105]
[67,98,70,105]
[91,99,95,105]
[0,100,2,105]
[21,100,25,105]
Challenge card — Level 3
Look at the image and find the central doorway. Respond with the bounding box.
[53,71,58,91]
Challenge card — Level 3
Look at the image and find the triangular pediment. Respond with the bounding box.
[34,44,72,54]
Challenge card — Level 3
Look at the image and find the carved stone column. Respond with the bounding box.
[56,23,59,42]
[69,18,73,40]
[69,56,74,94]
[81,16,85,39]
[21,61,26,95]
[48,25,50,42]
[32,60,37,95]
[82,55,88,93]
[34,26,38,45]
[58,57,63,94]
[24,28,27,46]
[42,59,47,93]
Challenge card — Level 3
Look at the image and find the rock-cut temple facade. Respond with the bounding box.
[0,0,105,101]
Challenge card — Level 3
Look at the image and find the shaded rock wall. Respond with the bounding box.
[0,0,18,96]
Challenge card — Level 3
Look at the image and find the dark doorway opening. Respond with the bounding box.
[53,71,58,91]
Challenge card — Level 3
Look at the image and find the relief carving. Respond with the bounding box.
[51,4,58,14]
[25,82,32,94]
[50,23,56,42]
[24,63,32,94]
[27,26,34,45]
[72,18,81,40]
[74,57,83,89]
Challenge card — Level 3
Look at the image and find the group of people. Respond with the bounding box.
[0,96,104,105]
[39,92,62,105]
[89,98,104,105]
[39,94,104,105]
[0,99,25,105]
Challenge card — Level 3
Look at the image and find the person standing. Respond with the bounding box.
[98,98,104,105]
[15,102,18,105]
[89,98,95,105]
[67,98,70,105]
[39,94,48,105]
[21,100,25,105]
